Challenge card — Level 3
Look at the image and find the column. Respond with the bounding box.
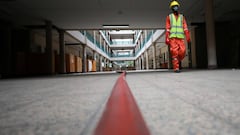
[59,29,66,73]
[136,58,139,70]
[45,21,54,74]
[104,57,107,70]
[137,57,139,70]
[93,50,97,60]
[139,58,141,70]
[133,59,137,70]
[93,50,97,72]
[139,57,141,70]
[99,55,103,71]
[153,43,156,69]
[142,54,145,70]
[205,0,217,68]
[145,50,149,70]
[82,44,87,73]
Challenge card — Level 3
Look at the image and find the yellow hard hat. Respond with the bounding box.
[169,1,180,8]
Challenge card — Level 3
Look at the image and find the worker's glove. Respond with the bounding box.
[185,30,191,43]
[165,32,170,45]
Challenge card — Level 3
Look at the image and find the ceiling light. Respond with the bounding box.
[102,24,129,29]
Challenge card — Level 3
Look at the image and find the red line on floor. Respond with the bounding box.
[94,72,151,135]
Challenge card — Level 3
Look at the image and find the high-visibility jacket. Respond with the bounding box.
[169,13,184,38]
[166,13,189,39]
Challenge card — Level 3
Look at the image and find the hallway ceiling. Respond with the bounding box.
[0,0,240,29]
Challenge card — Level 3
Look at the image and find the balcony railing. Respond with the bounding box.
[80,30,156,58]
[112,54,134,57]
[111,41,133,45]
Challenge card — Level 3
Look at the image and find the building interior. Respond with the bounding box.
[0,0,239,77]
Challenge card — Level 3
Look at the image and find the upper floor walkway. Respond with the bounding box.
[67,29,165,61]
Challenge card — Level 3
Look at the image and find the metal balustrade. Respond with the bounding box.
[80,30,156,58]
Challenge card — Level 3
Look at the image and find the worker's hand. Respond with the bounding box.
[166,38,170,45]
[185,30,191,43]
[165,32,170,45]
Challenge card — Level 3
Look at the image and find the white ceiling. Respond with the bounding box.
[0,0,240,29]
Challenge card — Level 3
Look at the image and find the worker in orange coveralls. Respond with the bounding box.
[165,0,191,73]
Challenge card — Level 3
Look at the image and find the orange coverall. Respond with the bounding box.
[165,14,190,71]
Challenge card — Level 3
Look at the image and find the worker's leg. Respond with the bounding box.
[170,39,179,71]
[177,39,186,70]
[178,39,186,61]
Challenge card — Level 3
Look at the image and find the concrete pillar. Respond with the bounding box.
[45,21,54,74]
[139,57,141,70]
[104,58,107,68]
[82,44,87,73]
[59,29,66,73]
[153,43,156,69]
[92,51,97,71]
[142,54,145,69]
[137,58,139,70]
[145,50,149,70]
[106,58,108,70]
[93,50,97,60]
[136,58,138,70]
[99,55,103,71]
[139,58,141,70]
[205,0,217,68]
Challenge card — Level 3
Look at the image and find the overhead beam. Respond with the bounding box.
[65,43,83,46]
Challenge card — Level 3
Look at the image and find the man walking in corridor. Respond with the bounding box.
[165,0,191,73]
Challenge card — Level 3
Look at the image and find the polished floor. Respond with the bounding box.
[0,69,240,135]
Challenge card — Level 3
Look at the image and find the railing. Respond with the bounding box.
[100,30,141,46]
[82,31,110,57]
[136,30,155,56]
[112,54,134,57]
[134,30,142,44]
[111,41,133,45]
[80,30,156,58]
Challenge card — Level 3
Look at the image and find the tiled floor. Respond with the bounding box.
[0,69,240,135]
[127,69,240,135]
